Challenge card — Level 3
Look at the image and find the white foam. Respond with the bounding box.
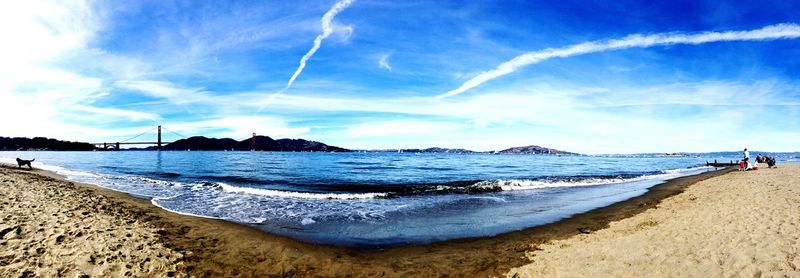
[660,166,714,175]
[150,197,227,220]
[301,217,316,225]
[471,178,620,191]
[466,196,508,202]
[217,182,388,200]
[473,166,716,192]
[127,176,182,187]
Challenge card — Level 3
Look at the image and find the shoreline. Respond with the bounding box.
[0,164,731,276]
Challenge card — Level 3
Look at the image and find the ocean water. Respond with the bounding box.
[0,151,739,247]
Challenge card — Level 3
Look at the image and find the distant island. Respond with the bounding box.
[365,145,577,155]
[493,145,576,155]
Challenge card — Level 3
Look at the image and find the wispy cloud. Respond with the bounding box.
[232,77,800,153]
[436,23,800,99]
[114,80,209,105]
[285,0,356,90]
[378,54,392,71]
[72,105,161,122]
[345,120,462,137]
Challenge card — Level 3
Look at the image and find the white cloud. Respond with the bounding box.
[114,80,209,105]
[437,23,800,99]
[0,1,99,72]
[0,1,167,142]
[332,23,354,43]
[237,78,800,153]
[72,105,161,122]
[597,80,800,107]
[378,54,392,71]
[344,120,462,137]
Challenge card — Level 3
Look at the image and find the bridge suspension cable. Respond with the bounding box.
[118,126,158,143]
[160,126,188,139]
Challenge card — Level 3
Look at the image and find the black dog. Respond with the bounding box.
[16,158,34,169]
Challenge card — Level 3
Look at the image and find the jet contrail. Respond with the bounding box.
[285,0,355,90]
[435,23,800,100]
[255,0,354,114]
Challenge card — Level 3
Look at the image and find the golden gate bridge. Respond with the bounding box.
[91,125,258,151]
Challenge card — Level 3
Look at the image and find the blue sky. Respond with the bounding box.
[1,0,799,154]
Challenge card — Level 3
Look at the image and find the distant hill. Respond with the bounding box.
[147,136,350,152]
[0,137,94,151]
[151,137,239,151]
[493,145,577,155]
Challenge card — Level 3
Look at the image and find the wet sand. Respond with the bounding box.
[508,164,800,277]
[0,164,732,277]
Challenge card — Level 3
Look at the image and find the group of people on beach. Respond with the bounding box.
[756,154,777,168]
[741,148,777,171]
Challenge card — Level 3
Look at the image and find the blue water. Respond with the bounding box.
[0,151,735,247]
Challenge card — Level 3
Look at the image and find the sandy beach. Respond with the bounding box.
[508,164,800,277]
[1,163,797,277]
[0,166,184,277]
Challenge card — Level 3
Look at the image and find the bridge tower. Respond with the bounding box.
[157,125,162,151]
[251,132,256,151]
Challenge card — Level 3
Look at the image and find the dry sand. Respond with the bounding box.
[2,162,794,277]
[508,164,800,277]
[0,166,185,277]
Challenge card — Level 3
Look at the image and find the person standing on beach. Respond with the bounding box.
[743,148,750,162]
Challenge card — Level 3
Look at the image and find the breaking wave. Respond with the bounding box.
[216,182,388,200]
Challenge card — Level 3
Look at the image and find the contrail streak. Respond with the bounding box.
[286,0,355,90]
[256,0,354,114]
[436,23,800,100]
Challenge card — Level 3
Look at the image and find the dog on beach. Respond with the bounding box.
[16,158,34,169]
